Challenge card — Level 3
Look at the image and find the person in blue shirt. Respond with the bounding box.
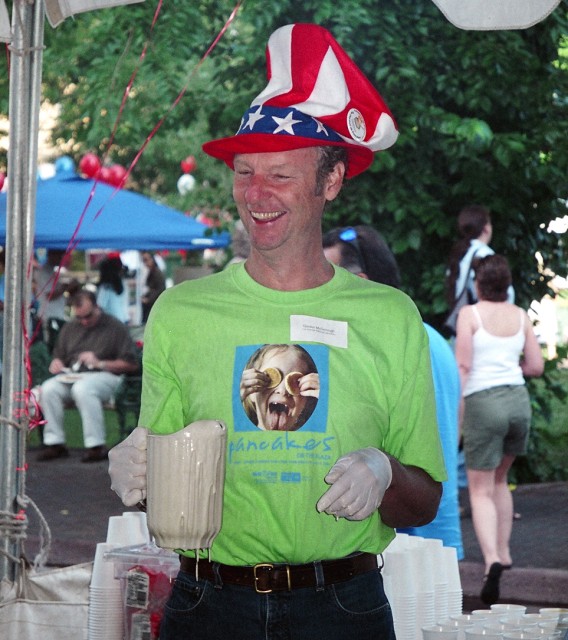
[323,225,463,558]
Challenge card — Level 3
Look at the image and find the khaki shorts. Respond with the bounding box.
[463,385,531,470]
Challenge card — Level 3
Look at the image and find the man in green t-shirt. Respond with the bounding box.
[109,23,446,640]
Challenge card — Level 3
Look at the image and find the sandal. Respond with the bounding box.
[480,562,504,605]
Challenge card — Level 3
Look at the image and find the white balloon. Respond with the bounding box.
[37,162,56,180]
[177,173,196,195]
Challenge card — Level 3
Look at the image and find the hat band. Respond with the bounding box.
[235,105,344,144]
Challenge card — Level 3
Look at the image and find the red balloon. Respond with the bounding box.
[108,164,127,187]
[181,155,197,174]
[0,172,5,191]
[79,153,101,178]
[99,166,113,184]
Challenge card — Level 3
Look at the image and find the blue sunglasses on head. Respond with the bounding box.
[339,227,367,274]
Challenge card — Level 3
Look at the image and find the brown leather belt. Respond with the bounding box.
[179,552,378,593]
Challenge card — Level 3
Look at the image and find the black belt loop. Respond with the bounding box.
[212,562,223,589]
[313,560,325,592]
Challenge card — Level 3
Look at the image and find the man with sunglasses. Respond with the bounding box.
[37,289,139,462]
[109,24,446,640]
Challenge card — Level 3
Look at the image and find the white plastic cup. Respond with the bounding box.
[106,514,140,545]
[387,532,411,552]
[409,542,436,594]
[539,609,568,620]
[520,615,544,627]
[122,510,150,544]
[383,549,415,594]
[423,624,460,640]
[452,615,479,626]
[465,629,504,640]
[557,614,568,630]
[443,545,462,591]
[470,611,494,620]
[491,605,527,619]
[90,542,121,589]
[502,631,542,640]
[485,622,522,635]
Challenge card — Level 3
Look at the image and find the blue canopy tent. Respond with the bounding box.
[0,173,230,250]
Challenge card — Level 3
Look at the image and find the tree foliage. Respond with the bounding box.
[1,0,566,329]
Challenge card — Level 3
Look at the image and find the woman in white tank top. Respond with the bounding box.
[455,255,543,605]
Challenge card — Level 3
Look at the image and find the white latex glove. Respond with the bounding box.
[109,426,148,507]
[316,447,393,521]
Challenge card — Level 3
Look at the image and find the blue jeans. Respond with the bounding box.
[159,566,395,640]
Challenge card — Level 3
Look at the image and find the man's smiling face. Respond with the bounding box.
[232,148,328,256]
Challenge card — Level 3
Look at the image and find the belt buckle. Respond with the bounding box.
[253,563,274,593]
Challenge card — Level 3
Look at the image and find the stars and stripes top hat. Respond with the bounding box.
[202,23,398,178]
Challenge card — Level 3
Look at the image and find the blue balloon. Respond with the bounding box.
[55,156,75,174]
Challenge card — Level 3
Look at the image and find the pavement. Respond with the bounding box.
[18,445,568,612]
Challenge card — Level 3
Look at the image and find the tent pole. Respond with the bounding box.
[0,0,44,583]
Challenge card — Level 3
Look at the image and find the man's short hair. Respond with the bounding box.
[71,288,97,308]
[315,147,349,195]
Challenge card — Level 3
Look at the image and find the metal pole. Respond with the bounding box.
[0,0,44,583]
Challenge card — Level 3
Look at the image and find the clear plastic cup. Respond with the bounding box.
[465,629,504,640]
[471,611,495,621]
[539,610,568,620]
[491,605,527,619]
[502,631,542,640]
[520,615,544,627]
[485,622,522,635]
[452,615,480,625]
[423,624,460,640]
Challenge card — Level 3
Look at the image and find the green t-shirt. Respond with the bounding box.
[140,263,446,566]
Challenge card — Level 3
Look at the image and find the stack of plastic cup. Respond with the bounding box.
[383,548,417,640]
[408,537,437,638]
[88,542,123,640]
[442,545,463,617]
[382,535,408,621]
[88,513,153,640]
[388,532,410,552]
[424,538,449,623]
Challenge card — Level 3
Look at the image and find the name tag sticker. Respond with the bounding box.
[290,315,348,349]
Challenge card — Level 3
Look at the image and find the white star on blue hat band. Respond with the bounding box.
[236,106,344,143]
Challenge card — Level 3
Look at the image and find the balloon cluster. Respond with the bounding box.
[79,153,128,188]
[177,155,197,195]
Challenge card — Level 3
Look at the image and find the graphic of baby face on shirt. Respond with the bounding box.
[240,344,320,431]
